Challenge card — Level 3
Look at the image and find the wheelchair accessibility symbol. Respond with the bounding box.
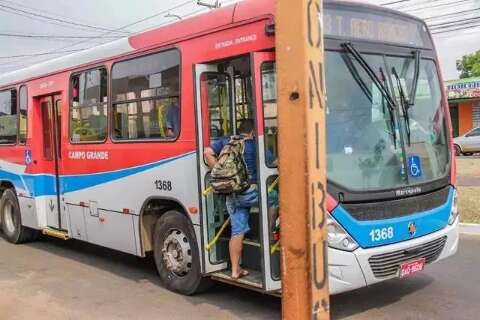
[25,150,33,165]
[408,155,422,178]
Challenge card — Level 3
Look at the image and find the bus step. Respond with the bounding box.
[42,228,70,240]
[210,269,263,290]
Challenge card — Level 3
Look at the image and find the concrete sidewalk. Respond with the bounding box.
[457,176,480,187]
[460,223,480,235]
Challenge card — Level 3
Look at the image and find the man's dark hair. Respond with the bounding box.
[238,119,255,134]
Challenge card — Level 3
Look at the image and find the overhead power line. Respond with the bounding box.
[424,7,480,21]
[390,0,439,10]
[0,3,129,34]
[0,0,237,70]
[404,0,475,12]
[429,16,480,28]
[0,33,124,40]
[0,0,197,65]
[0,48,92,59]
[0,0,129,34]
[432,23,480,34]
[381,0,411,5]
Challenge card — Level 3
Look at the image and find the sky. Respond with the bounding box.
[0,0,479,80]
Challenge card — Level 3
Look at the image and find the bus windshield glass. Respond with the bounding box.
[325,50,449,192]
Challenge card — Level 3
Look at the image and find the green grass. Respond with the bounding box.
[458,186,480,224]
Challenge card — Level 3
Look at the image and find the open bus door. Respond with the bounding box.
[195,64,232,274]
[195,54,281,292]
[39,94,67,232]
[251,52,282,292]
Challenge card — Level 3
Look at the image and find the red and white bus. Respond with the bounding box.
[0,0,458,295]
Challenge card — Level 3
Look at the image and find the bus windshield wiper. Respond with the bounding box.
[341,42,398,148]
[341,53,373,103]
[391,67,411,146]
[409,50,421,106]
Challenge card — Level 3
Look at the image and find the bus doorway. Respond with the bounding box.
[38,94,66,231]
[194,53,280,292]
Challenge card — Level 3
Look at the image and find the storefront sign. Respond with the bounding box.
[447,78,480,100]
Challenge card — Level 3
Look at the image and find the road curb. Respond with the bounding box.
[460,223,480,235]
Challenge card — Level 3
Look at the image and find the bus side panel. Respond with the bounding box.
[0,145,38,229]
[17,196,38,229]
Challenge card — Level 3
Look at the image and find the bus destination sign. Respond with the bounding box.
[324,7,431,48]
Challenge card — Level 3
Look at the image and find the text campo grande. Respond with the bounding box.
[68,151,109,160]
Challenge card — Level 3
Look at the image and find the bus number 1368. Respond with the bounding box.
[369,227,394,242]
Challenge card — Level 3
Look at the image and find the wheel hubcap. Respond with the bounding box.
[162,229,192,276]
[3,200,16,235]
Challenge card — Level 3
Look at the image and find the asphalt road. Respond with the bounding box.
[0,234,479,320]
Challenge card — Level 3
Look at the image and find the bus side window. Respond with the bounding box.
[0,89,17,145]
[261,62,278,167]
[111,49,181,141]
[69,68,108,143]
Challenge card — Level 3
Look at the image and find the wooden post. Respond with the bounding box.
[276,0,329,319]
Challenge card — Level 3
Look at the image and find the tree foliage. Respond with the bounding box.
[456,50,480,79]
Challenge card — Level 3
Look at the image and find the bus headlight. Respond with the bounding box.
[448,189,459,225]
[327,214,359,251]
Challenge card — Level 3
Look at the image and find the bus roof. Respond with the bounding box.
[0,0,425,89]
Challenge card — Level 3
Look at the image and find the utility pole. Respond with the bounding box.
[276,0,330,319]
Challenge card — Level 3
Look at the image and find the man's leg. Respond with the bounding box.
[228,187,256,278]
[229,233,244,278]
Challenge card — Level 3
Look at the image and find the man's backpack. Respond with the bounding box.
[210,136,250,194]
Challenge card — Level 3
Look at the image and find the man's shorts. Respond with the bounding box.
[226,186,258,237]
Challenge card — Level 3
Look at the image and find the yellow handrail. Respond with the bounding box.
[206,217,231,251]
[270,240,280,255]
[202,186,214,197]
[268,176,279,194]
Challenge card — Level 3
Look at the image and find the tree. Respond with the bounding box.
[456,50,480,79]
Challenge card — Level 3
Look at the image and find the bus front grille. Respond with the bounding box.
[368,236,447,278]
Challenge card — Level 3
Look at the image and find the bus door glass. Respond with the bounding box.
[39,95,66,231]
[195,64,232,273]
[251,52,281,291]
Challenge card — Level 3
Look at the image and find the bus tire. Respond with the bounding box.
[153,210,211,295]
[0,189,37,244]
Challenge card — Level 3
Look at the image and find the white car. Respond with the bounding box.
[454,127,480,156]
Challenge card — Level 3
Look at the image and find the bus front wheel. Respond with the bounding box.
[153,210,211,295]
[0,189,38,244]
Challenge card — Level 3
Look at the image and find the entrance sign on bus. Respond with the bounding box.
[214,33,258,49]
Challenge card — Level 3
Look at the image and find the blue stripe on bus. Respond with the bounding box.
[0,152,195,197]
[331,187,453,248]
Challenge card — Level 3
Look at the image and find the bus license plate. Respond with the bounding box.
[399,258,426,278]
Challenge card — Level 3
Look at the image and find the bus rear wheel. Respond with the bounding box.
[0,189,38,244]
[153,210,211,295]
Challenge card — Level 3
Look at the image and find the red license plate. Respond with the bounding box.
[399,258,426,278]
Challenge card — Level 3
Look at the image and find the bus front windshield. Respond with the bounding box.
[325,50,449,192]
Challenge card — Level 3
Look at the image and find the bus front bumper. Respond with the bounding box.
[328,217,459,295]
